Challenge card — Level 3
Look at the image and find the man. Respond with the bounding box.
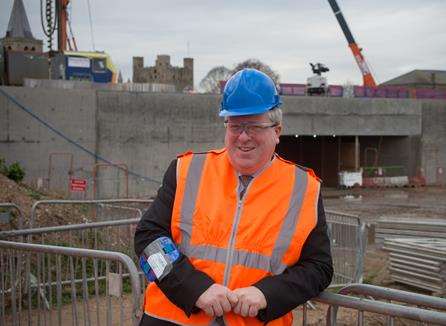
[134,68,333,325]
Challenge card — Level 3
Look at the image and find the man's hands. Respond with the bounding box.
[233,286,267,317]
[195,284,266,318]
[195,284,238,317]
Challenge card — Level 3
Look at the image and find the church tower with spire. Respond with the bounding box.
[1,0,47,85]
[1,0,43,52]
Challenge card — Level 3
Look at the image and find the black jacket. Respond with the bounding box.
[134,159,333,323]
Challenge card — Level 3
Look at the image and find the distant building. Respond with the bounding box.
[132,55,193,92]
[1,0,46,85]
[1,0,43,53]
[381,70,446,90]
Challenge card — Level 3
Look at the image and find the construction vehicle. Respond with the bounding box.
[1,0,117,85]
[306,63,330,95]
[327,0,377,87]
[44,0,117,83]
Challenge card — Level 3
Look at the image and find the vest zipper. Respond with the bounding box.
[221,178,252,325]
[222,197,244,286]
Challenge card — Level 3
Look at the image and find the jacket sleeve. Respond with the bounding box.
[134,159,214,316]
[254,195,334,322]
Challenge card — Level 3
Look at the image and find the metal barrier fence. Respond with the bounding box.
[0,218,140,266]
[2,210,365,291]
[325,210,366,286]
[30,199,152,228]
[321,283,446,325]
[0,203,24,230]
[4,208,366,290]
[2,220,445,325]
[0,218,147,298]
[0,240,141,326]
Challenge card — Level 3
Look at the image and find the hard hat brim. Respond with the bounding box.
[219,102,282,117]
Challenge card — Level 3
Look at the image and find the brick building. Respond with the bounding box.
[132,55,193,92]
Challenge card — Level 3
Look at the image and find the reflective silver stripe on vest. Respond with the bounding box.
[178,154,313,275]
[231,249,272,271]
[271,167,308,274]
[179,154,206,250]
[182,244,228,264]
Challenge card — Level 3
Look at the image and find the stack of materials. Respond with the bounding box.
[375,217,446,245]
[383,238,446,295]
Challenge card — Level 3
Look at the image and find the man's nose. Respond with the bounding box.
[238,129,251,140]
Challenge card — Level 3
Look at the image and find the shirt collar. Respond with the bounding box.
[236,154,276,179]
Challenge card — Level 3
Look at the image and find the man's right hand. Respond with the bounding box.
[195,284,238,317]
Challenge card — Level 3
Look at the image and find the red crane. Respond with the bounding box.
[327,0,377,87]
[57,0,69,52]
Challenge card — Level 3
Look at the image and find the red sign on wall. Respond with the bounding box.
[70,178,87,192]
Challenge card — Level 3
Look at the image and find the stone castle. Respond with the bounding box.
[132,55,193,91]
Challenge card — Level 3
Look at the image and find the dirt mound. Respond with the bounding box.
[0,174,89,230]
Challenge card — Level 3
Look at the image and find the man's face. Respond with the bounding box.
[224,112,282,175]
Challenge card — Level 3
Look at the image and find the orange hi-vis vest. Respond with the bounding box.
[144,148,321,326]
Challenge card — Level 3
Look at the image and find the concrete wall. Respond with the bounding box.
[282,97,422,136]
[96,91,224,196]
[0,86,443,197]
[421,100,446,184]
[0,86,97,194]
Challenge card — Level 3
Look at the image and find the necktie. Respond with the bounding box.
[239,175,253,199]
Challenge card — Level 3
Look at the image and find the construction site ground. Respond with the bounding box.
[1,173,446,325]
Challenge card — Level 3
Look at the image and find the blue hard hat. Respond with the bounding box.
[220,68,282,117]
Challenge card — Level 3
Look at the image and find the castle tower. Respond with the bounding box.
[156,55,171,67]
[132,56,144,82]
[183,57,194,89]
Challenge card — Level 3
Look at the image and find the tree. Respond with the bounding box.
[231,59,280,86]
[199,66,232,94]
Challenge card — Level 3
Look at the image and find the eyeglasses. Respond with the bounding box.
[224,122,278,135]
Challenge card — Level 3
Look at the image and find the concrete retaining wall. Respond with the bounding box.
[0,87,97,195]
[421,101,446,185]
[0,86,443,197]
[281,97,421,136]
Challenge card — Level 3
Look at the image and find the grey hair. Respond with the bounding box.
[268,107,282,124]
[223,107,283,123]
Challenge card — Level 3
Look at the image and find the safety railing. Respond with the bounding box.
[0,203,25,229]
[5,208,366,290]
[30,199,152,227]
[2,226,445,325]
[325,210,367,286]
[0,240,142,326]
[319,283,446,325]
[0,217,139,260]
[0,218,147,295]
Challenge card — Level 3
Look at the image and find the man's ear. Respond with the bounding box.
[275,125,282,144]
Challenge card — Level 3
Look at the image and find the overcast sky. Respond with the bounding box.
[1,0,445,89]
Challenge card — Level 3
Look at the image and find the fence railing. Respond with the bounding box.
[0,240,142,326]
[2,219,445,325]
[30,199,152,228]
[320,283,446,325]
[325,210,367,286]
[2,210,365,292]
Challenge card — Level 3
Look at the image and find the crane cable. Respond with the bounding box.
[67,3,78,51]
[86,0,96,51]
